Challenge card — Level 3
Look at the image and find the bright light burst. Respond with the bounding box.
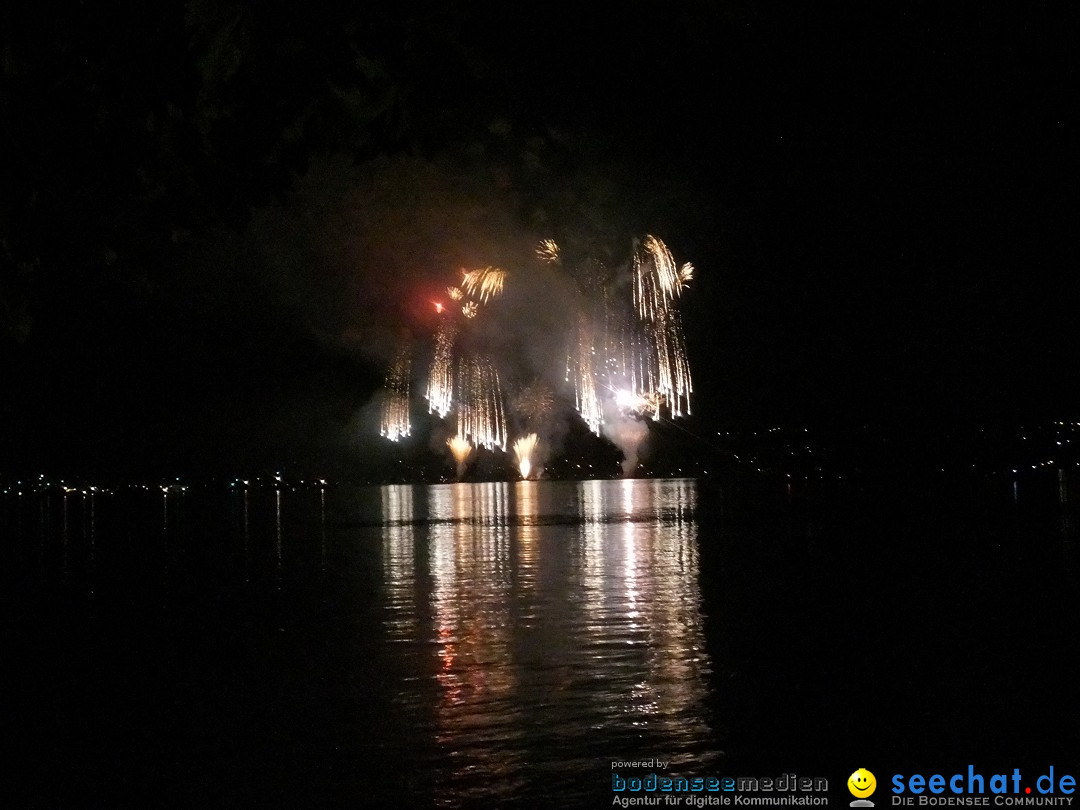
[379,346,411,441]
[446,434,473,479]
[613,388,659,418]
[513,433,540,479]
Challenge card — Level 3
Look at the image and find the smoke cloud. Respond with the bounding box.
[602,407,651,477]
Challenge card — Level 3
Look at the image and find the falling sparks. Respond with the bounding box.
[633,234,684,321]
[567,315,604,435]
[513,433,540,479]
[460,266,506,303]
[565,233,696,433]
[627,235,694,418]
[456,355,506,451]
[426,320,457,418]
[379,346,411,441]
[423,265,510,473]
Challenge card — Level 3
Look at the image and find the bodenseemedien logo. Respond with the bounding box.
[849,768,878,808]
[610,769,830,805]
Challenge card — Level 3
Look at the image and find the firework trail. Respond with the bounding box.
[513,433,540,479]
[379,346,412,441]
[447,435,473,480]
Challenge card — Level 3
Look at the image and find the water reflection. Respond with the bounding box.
[379,478,716,804]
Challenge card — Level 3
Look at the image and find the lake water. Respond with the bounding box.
[2,475,1078,807]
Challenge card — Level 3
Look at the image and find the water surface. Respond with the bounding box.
[2,475,1078,807]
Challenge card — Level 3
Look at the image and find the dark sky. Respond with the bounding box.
[2,3,1077,478]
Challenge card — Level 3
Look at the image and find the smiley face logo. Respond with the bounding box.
[848,768,877,798]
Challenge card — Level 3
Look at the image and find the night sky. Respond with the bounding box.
[2,3,1077,479]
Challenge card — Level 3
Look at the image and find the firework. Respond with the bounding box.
[376,231,697,479]
[447,434,473,480]
[536,239,560,264]
[426,319,457,418]
[632,234,685,321]
[513,433,540,479]
[562,233,696,432]
[678,262,694,289]
[460,266,506,303]
[626,236,694,417]
[423,263,510,459]
[379,346,412,441]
